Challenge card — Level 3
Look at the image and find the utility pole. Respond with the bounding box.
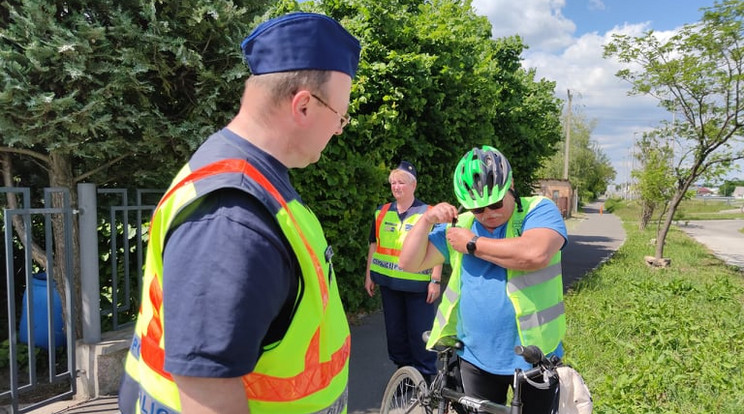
[563,89,572,180]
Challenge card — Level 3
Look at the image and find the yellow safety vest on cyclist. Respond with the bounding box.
[426,196,565,354]
[120,158,350,414]
[370,203,432,281]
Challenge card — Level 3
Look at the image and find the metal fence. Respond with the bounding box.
[1,187,76,413]
[693,195,741,204]
[2,185,162,413]
[95,188,161,332]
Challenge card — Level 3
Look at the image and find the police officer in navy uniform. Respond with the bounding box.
[365,161,442,380]
[119,12,361,414]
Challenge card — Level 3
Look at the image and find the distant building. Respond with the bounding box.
[696,186,714,197]
[533,179,575,218]
[733,186,744,199]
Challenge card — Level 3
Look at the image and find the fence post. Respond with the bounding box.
[78,183,101,343]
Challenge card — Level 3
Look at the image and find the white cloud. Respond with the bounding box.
[470,0,689,183]
[471,0,576,52]
[469,2,744,183]
[522,24,676,183]
[589,0,605,11]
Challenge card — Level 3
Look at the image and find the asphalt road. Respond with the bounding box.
[559,201,625,290]
[676,219,744,269]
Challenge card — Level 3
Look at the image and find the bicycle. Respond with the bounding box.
[380,333,561,414]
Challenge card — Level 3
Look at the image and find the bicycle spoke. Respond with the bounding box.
[381,366,431,414]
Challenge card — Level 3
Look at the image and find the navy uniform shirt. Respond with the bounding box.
[162,129,300,378]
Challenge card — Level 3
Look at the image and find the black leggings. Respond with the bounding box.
[458,358,558,414]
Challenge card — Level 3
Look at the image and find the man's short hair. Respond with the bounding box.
[249,71,331,103]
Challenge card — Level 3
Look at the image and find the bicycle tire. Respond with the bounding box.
[380,366,432,414]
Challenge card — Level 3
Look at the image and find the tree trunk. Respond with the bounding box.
[0,153,48,268]
[655,190,685,260]
[48,151,83,339]
[639,200,655,230]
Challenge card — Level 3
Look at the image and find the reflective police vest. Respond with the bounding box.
[426,196,565,354]
[121,158,350,414]
[370,202,432,281]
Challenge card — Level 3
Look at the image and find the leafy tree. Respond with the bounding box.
[631,132,675,230]
[719,178,744,196]
[537,112,616,202]
[604,0,744,264]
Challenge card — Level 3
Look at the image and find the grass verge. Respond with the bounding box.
[563,202,744,413]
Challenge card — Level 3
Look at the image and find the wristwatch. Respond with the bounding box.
[466,236,480,255]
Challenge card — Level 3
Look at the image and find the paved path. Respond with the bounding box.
[30,397,119,414]
[561,200,626,290]
[25,201,627,414]
[676,219,744,269]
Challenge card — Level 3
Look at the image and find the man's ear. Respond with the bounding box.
[291,90,313,125]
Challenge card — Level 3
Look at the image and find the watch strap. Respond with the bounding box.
[467,236,479,255]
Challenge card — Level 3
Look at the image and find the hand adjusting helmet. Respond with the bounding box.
[453,145,513,210]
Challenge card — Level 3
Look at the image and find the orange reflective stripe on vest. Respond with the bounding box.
[374,203,432,257]
[374,203,400,256]
[139,158,346,401]
[374,203,391,243]
[153,158,329,306]
[141,277,172,381]
[242,331,350,401]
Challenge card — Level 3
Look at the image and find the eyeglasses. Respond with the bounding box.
[470,200,504,214]
[311,93,351,129]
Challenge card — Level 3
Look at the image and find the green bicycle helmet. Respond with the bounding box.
[453,146,513,209]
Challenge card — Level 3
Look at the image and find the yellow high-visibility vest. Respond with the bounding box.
[370,202,432,281]
[121,158,349,414]
[427,196,565,354]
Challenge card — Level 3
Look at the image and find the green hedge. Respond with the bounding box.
[288,0,563,314]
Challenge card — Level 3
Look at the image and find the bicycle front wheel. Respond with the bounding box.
[380,366,431,414]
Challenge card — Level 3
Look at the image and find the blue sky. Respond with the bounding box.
[563,0,716,36]
[471,0,742,185]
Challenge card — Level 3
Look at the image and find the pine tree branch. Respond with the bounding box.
[74,153,132,183]
[0,146,51,164]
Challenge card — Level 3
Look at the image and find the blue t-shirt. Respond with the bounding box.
[429,199,568,375]
[161,129,299,378]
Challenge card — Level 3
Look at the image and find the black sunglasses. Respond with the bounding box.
[470,200,504,214]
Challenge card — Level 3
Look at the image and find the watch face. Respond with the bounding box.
[467,239,476,254]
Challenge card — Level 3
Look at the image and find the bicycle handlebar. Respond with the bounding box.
[395,337,560,414]
[513,345,545,365]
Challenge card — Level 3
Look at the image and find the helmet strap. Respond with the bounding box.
[510,188,523,213]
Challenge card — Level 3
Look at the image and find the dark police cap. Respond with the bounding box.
[241,12,361,77]
[397,161,417,179]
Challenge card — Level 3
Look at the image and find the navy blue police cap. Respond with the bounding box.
[241,12,361,78]
[397,161,417,179]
